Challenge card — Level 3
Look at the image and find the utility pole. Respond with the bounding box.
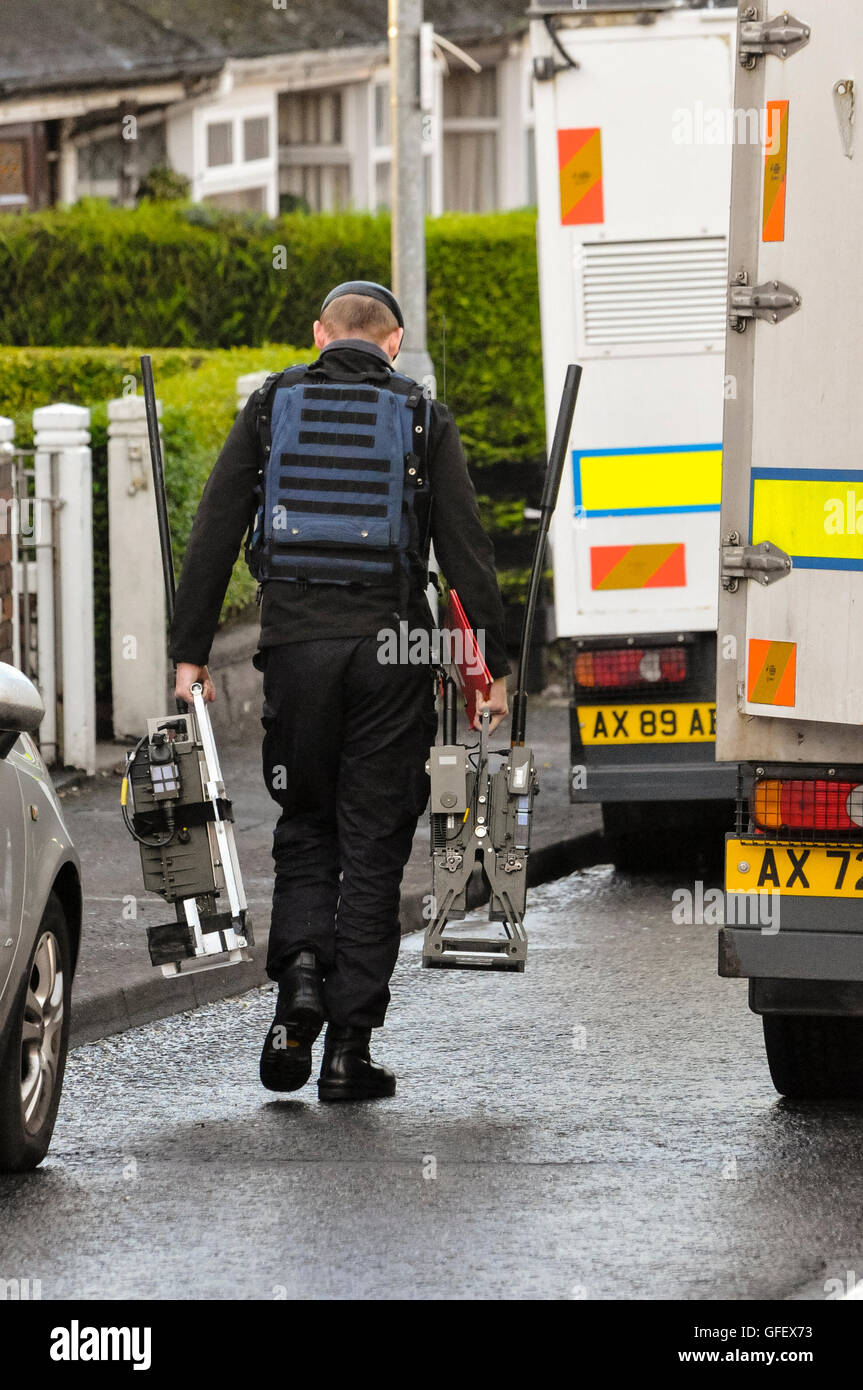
[388,0,435,394]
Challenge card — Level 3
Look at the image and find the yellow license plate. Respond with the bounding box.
[726,838,863,898]
[577,701,716,746]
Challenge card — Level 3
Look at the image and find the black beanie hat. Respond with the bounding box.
[320,280,404,329]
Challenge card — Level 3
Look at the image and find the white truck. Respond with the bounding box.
[716,0,863,1098]
[529,0,739,864]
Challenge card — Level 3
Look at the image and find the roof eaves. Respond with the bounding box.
[0,56,226,101]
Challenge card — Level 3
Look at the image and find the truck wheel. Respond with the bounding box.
[601,803,654,872]
[762,1014,863,1100]
[602,800,731,875]
[0,894,72,1171]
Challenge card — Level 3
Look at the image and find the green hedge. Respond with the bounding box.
[0,204,544,469]
[0,206,547,707]
[0,346,209,439]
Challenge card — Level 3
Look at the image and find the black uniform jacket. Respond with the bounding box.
[169,340,510,678]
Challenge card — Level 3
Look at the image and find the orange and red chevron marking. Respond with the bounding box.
[762,100,789,243]
[747,638,797,707]
[558,128,604,226]
[590,543,686,592]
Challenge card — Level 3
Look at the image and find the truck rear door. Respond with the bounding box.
[717,0,863,765]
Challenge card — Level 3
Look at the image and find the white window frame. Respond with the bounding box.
[523,41,537,207]
[368,65,442,216]
[196,100,277,214]
[440,58,501,213]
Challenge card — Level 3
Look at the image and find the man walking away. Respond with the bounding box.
[171,282,509,1101]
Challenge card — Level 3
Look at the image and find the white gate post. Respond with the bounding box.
[107,395,168,739]
[30,421,57,762]
[33,404,95,773]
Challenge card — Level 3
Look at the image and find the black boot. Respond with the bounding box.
[317,1025,396,1102]
[259,950,325,1093]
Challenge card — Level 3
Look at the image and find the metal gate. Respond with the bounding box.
[8,446,60,765]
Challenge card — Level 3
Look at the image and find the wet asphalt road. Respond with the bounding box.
[3,862,863,1301]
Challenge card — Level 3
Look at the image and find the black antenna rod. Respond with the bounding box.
[140,354,185,714]
[511,362,582,748]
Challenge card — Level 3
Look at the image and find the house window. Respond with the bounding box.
[278,88,352,212]
[207,121,233,167]
[374,157,432,215]
[280,163,350,212]
[76,120,167,201]
[372,75,435,214]
[204,186,267,212]
[526,126,537,206]
[243,117,270,162]
[281,90,343,145]
[374,84,391,148]
[442,66,499,212]
[374,160,390,211]
[372,80,391,210]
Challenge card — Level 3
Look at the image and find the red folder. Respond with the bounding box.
[444,590,492,727]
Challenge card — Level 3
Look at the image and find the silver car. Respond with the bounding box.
[0,662,82,1171]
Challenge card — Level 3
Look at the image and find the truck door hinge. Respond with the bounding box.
[738,9,811,68]
[721,536,792,592]
[728,272,802,331]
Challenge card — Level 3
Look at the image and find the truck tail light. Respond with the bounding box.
[573,646,687,690]
[752,778,863,832]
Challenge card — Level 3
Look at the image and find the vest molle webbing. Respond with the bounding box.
[247,368,429,587]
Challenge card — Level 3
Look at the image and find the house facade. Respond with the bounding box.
[0,0,534,217]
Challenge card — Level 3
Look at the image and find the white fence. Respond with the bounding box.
[2,406,95,774]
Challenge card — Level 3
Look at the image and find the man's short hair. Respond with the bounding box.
[319,293,400,344]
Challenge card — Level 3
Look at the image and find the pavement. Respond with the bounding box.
[56,622,603,1045]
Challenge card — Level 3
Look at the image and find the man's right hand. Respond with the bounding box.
[472,675,509,735]
[175,663,216,703]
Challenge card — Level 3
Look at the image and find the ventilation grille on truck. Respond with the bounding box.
[578,237,728,348]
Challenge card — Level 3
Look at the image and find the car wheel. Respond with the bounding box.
[0,893,72,1171]
[763,1014,863,1100]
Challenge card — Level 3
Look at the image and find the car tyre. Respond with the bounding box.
[0,893,72,1171]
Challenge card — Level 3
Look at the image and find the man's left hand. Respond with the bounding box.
[175,662,216,703]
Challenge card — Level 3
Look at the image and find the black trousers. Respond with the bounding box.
[256,637,437,1029]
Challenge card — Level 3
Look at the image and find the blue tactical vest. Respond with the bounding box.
[245,363,431,589]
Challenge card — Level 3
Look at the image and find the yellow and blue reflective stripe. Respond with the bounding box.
[749,467,863,571]
[572,443,722,518]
